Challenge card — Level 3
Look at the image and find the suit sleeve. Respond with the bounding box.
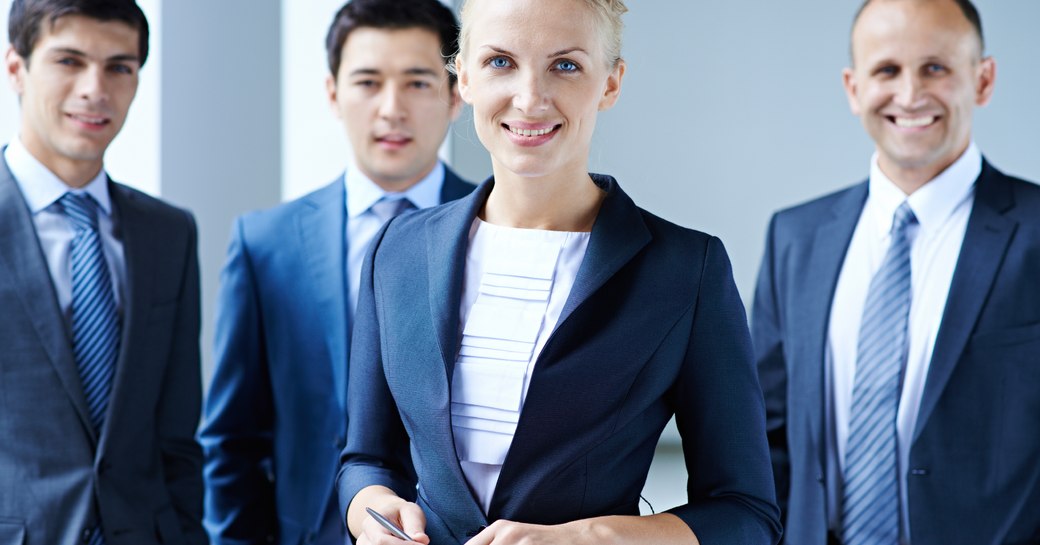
[336,224,417,539]
[156,210,207,545]
[750,214,791,514]
[666,236,782,545]
[198,216,278,544]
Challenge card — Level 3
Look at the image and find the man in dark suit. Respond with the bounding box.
[0,1,204,544]
[198,1,476,544]
[752,1,1040,544]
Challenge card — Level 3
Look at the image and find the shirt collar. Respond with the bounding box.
[866,141,980,237]
[4,136,112,216]
[344,162,445,219]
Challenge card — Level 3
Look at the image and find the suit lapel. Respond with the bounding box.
[555,175,651,327]
[796,183,866,469]
[440,166,476,203]
[913,162,1016,442]
[0,158,96,443]
[298,178,350,412]
[424,181,491,382]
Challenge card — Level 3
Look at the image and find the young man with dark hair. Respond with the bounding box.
[0,0,204,544]
[754,1,1040,543]
[199,1,475,544]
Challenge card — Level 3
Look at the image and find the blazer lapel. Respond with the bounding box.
[556,175,651,327]
[0,159,96,443]
[913,162,1016,442]
[298,178,350,412]
[424,180,491,381]
[795,182,866,470]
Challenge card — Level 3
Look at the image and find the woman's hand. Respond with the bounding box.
[462,514,697,545]
[349,486,430,545]
[463,520,578,545]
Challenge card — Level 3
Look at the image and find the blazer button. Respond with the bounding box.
[466,526,487,537]
[82,529,92,542]
[909,468,930,476]
[334,435,345,449]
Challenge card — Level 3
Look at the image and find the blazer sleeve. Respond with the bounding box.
[198,216,278,543]
[666,236,782,545]
[336,223,418,535]
[156,210,207,545]
[750,214,791,513]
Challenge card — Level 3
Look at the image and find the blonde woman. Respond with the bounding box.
[337,0,781,543]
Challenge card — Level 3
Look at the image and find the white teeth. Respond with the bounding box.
[509,126,554,137]
[894,116,936,128]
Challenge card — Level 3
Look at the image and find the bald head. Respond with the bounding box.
[851,0,984,62]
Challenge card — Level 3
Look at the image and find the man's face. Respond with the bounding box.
[6,15,140,183]
[842,0,995,185]
[327,27,460,191]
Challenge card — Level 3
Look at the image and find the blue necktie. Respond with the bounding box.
[843,201,917,545]
[62,193,118,545]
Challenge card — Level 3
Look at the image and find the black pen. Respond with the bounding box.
[365,507,414,541]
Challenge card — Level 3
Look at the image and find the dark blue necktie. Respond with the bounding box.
[61,192,118,545]
[843,201,917,545]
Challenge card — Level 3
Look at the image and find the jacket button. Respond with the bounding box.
[909,468,930,476]
[334,435,345,449]
[466,526,486,537]
[82,529,92,542]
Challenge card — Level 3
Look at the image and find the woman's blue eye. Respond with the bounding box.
[490,57,511,69]
[556,60,578,72]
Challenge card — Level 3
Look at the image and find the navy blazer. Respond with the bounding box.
[752,161,1040,545]
[200,168,474,545]
[0,157,204,544]
[337,175,781,545]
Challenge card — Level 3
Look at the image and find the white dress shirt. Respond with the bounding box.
[5,137,124,321]
[826,143,980,542]
[344,163,444,319]
[451,218,591,514]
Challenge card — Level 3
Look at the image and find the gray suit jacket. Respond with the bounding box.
[0,155,205,545]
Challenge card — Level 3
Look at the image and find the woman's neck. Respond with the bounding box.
[482,167,606,232]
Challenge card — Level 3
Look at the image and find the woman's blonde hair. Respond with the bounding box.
[455,0,627,67]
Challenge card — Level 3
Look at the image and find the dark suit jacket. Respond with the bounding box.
[752,160,1040,545]
[199,168,474,545]
[0,156,205,545]
[337,174,781,545]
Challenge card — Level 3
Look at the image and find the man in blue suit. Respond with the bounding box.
[199,1,475,544]
[0,1,204,543]
[753,1,1040,544]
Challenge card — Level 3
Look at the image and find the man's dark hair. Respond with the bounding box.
[8,0,150,67]
[852,0,984,56]
[325,0,459,86]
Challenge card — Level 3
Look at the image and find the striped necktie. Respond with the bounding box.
[370,196,415,224]
[61,192,121,434]
[843,201,917,545]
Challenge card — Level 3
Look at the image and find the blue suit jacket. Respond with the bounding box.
[752,161,1040,545]
[0,156,205,545]
[337,175,781,545]
[200,168,474,545]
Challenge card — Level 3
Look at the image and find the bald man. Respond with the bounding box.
[751,1,1040,543]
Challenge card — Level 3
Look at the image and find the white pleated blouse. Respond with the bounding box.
[451,218,591,514]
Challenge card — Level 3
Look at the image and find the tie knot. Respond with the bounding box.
[60,192,101,232]
[370,196,415,224]
[892,201,917,234]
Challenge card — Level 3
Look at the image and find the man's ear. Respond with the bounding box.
[841,67,862,116]
[6,46,27,97]
[325,73,341,118]
[974,56,996,107]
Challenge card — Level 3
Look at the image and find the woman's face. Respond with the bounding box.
[457,0,624,181]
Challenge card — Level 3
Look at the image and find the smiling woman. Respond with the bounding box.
[336,0,782,544]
